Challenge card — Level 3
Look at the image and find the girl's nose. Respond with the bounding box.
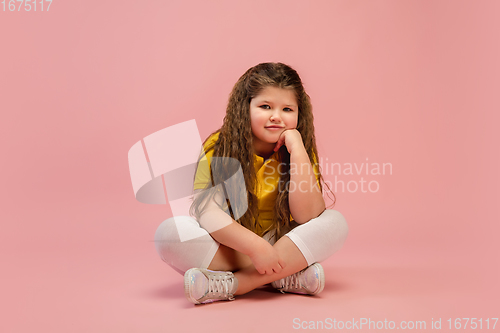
[270,110,281,122]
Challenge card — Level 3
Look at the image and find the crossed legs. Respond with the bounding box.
[155,209,348,295]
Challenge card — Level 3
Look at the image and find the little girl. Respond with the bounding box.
[154,62,348,304]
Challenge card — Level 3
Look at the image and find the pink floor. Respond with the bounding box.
[3,201,499,332]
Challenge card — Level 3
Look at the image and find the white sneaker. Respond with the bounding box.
[271,263,325,295]
[184,268,239,304]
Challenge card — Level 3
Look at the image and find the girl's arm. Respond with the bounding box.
[193,190,286,274]
[274,130,326,223]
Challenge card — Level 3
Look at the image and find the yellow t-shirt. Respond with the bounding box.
[193,132,321,235]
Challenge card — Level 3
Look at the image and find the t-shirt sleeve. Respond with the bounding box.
[193,150,212,190]
[193,133,219,191]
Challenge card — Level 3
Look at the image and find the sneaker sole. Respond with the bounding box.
[310,263,325,295]
[184,268,202,304]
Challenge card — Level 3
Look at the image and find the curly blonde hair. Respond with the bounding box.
[190,62,335,241]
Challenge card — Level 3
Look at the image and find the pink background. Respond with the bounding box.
[1,0,499,332]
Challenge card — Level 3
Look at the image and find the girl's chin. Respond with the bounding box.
[252,135,278,149]
[257,137,278,144]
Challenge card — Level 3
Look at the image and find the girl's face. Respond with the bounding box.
[249,86,299,158]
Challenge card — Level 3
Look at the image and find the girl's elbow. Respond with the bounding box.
[292,195,323,217]
[292,204,325,224]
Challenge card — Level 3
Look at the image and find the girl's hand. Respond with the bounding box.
[273,129,305,154]
[248,238,287,275]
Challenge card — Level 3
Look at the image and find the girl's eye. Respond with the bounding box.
[259,105,294,112]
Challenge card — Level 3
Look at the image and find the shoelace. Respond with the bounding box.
[277,272,302,293]
[206,272,236,300]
